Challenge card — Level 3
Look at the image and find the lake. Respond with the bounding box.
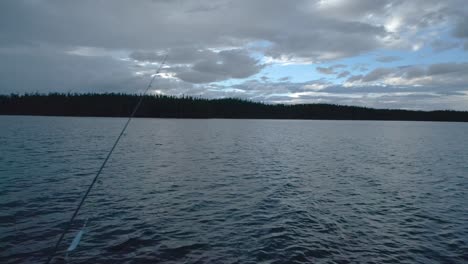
[1,116,467,263]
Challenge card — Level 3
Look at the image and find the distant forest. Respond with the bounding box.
[1,93,468,122]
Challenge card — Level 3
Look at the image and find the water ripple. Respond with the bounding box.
[1,117,468,263]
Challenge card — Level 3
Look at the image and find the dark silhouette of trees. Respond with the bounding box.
[1,93,467,122]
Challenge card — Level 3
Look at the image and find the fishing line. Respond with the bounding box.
[45,54,168,264]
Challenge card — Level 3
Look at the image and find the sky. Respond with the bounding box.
[1,0,468,110]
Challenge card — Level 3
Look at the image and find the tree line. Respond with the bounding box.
[1,93,467,122]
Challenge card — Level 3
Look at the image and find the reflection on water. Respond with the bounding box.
[1,116,467,263]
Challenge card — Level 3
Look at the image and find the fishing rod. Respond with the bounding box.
[45,54,168,264]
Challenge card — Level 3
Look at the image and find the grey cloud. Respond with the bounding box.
[231,80,305,95]
[316,67,336,75]
[178,65,468,110]
[313,0,389,18]
[347,63,468,88]
[347,75,364,82]
[322,84,465,95]
[131,48,264,84]
[1,0,465,62]
[362,68,395,82]
[352,64,369,72]
[332,64,347,69]
[430,40,459,52]
[454,17,468,38]
[154,68,468,110]
[265,24,385,61]
[0,0,388,61]
[230,79,468,110]
[427,63,467,76]
[193,50,262,78]
[130,51,164,62]
[0,0,233,50]
[0,47,148,94]
[173,71,219,84]
[130,47,217,64]
[317,64,349,75]
[337,71,350,78]
[376,56,401,63]
[1,0,468,110]
[402,67,425,79]
[174,49,264,83]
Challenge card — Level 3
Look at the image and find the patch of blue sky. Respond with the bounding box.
[218,34,467,87]
[246,40,273,50]
[258,63,320,83]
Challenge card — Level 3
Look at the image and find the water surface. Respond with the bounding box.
[1,116,467,263]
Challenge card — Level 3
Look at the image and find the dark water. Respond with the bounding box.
[1,116,467,264]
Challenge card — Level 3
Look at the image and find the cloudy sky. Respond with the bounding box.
[1,0,468,110]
